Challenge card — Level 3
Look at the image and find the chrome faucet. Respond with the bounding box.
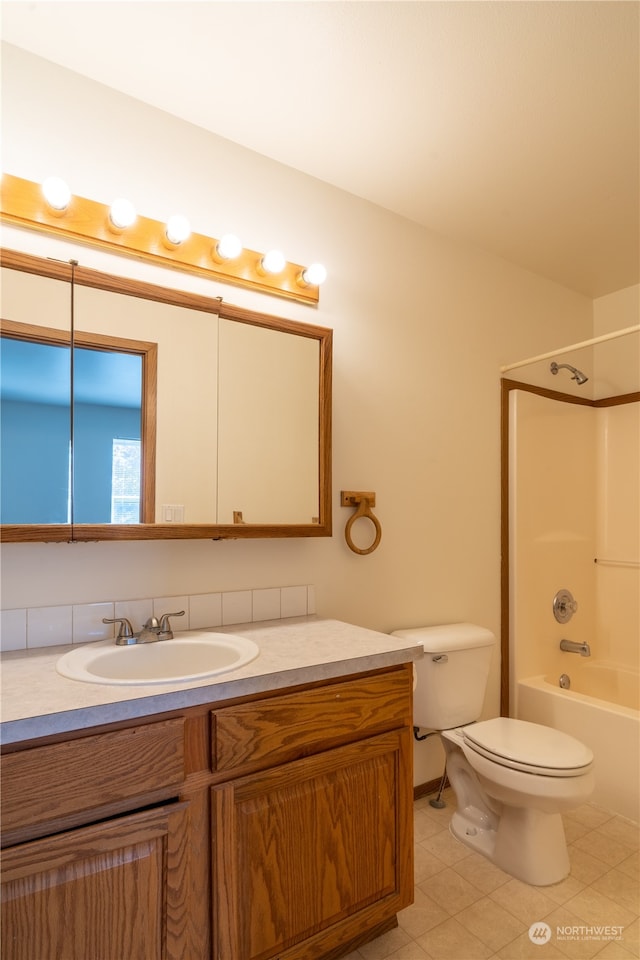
[137,617,163,643]
[559,638,591,657]
[103,611,185,645]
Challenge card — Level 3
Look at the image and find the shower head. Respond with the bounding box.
[550,362,589,386]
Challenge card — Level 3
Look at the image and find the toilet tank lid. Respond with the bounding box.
[391,622,496,653]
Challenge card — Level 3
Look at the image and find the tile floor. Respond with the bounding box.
[345,789,640,960]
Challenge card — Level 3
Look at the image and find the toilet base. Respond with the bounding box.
[450,803,570,886]
[449,807,497,861]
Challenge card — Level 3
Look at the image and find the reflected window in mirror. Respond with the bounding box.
[111,438,142,523]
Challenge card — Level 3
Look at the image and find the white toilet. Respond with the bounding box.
[392,623,594,886]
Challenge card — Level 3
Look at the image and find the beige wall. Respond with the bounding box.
[594,284,640,336]
[0,45,595,786]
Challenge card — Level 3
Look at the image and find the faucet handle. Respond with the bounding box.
[553,589,578,623]
[102,617,135,644]
[158,610,185,636]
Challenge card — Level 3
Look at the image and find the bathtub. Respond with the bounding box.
[517,664,639,822]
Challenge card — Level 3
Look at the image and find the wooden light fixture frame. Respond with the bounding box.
[0,174,321,306]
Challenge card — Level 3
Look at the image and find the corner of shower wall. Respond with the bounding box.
[595,402,640,671]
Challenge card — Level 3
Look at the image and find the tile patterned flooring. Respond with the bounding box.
[345,789,640,960]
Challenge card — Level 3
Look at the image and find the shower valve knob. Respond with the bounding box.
[553,589,578,624]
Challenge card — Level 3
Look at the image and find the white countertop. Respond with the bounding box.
[0,617,422,745]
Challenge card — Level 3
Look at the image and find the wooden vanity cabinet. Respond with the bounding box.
[1,664,414,960]
[210,668,414,960]
[1,717,191,960]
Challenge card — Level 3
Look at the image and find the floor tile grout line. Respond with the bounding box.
[377,796,640,960]
[356,795,639,960]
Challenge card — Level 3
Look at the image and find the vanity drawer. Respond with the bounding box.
[211,667,412,772]
[1,717,185,838]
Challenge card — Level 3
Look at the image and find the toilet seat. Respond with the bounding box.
[461,717,593,778]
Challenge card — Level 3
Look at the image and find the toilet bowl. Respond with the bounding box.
[442,718,594,885]
[392,623,595,886]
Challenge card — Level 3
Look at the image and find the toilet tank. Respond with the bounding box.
[391,623,496,730]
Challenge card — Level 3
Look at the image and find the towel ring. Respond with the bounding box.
[341,491,382,555]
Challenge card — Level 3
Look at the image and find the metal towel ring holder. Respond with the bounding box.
[341,491,382,555]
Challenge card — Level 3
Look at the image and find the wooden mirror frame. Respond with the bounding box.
[0,249,332,543]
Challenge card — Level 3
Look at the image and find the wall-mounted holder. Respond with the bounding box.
[340,491,382,555]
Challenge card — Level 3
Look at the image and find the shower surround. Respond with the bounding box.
[505,361,639,821]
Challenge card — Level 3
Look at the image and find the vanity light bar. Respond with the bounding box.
[0,174,325,306]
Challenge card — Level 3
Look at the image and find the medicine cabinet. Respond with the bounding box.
[0,250,332,542]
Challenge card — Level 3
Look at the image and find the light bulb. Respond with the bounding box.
[109,198,137,230]
[301,263,327,286]
[165,214,191,245]
[216,234,243,260]
[42,176,71,211]
[261,249,286,274]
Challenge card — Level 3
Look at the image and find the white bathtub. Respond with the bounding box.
[517,665,639,822]
[554,661,639,710]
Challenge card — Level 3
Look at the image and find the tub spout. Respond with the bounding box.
[560,639,591,657]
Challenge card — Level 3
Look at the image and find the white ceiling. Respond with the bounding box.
[1,1,638,299]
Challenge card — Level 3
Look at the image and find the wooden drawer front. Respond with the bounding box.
[1,801,189,960]
[1,718,185,836]
[212,668,411,772]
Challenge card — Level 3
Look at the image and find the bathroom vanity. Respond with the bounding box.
[0,618,419,960]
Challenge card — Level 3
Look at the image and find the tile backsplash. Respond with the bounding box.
[0,584,316,652]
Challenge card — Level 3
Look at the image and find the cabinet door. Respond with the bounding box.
[1,802,189,960]
[212,729,412,960]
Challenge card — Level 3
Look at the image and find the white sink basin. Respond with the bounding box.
[56,631,260,685]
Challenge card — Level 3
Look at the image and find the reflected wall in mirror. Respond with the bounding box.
[217,318,319,524]
[0,249,332,542]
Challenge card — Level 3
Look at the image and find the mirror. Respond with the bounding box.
[217,318,320,524]
[0,249,332,541]
[1,332,72,524]
[1,332,150,524]
[1,265,71,537]
[71,345,147,524]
